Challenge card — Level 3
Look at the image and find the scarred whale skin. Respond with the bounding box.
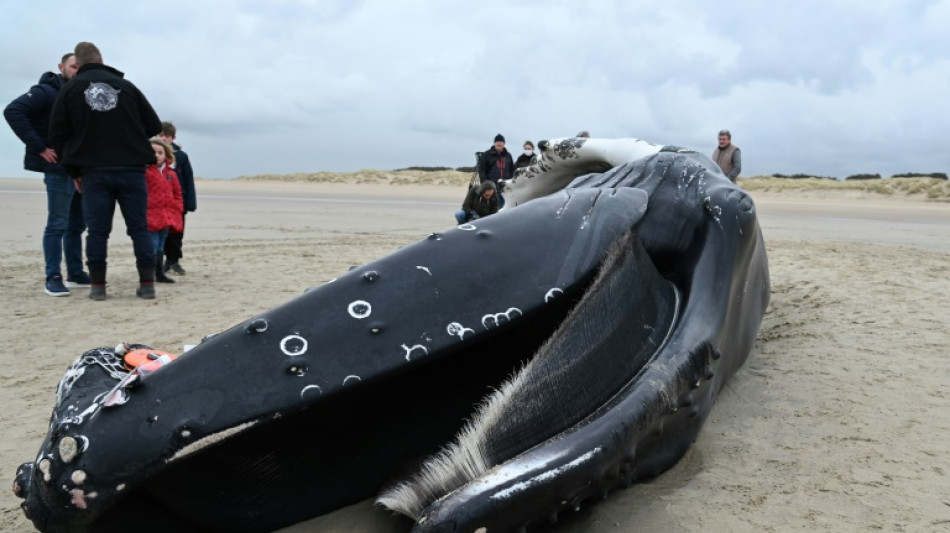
[13,137,769,533]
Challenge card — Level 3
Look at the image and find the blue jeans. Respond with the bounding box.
[81,169,154,273]
[455,210,480,225]
[43,172,86,279]
[150,228,170,263]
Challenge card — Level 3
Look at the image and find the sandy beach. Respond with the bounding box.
[1,176,948,532]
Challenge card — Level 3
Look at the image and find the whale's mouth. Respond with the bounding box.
[74,227,676,532]
[108,275,591,531]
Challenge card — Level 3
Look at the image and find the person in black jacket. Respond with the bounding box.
[515,140,537,169]
[49,42,163,301]
[454,179,500,224]
[478,134,514,208]
[158,121,196,275]
[4,53,90,297]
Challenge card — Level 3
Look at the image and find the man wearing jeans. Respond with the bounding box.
[49,42,163,300]
[4,53,90,296]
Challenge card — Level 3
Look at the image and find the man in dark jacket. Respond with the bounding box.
[4,53,89,297]
[478,134,514,208]
[455,179,500,224]
[49,42,163,301]
[159,121,196,275]
[478,133,515,185]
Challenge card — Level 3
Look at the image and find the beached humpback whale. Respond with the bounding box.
[14,136,770,533]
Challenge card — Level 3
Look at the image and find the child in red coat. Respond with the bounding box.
[146,139,183,283]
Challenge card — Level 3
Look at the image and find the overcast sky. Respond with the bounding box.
[2,1,948,179]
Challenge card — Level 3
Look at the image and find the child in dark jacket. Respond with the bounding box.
[146,139,183,283]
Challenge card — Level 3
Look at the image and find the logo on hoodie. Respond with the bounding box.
[84,82,120,112]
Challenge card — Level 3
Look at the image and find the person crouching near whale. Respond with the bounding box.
[145,139,183,286]
[454,179,499,225]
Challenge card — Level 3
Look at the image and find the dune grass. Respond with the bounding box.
[235,170,950,200]
[236,169,472,187]
[739,176,950,200]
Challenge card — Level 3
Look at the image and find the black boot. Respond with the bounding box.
[136,265,156,299]
[89,269,107,301]
[155,257,176,283]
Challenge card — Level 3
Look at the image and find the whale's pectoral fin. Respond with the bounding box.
[378,229,683,530]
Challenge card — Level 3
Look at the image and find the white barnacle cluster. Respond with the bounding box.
[401,344,429,362]
[446,322,474,340]
[481,308,523,329]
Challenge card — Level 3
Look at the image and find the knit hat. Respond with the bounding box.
[494,134,505,143]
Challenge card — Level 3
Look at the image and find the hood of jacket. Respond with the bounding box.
[37,71,66,92]
[477,179,497,196]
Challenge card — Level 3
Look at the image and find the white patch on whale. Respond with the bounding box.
[280,335,308,356]
[458,224,477,231]
[489,447,603,501]
[416,266,432,276]
[402,344,429,361]
[348,300,372,319]
[70,469,87,485]
[544,288,563,303]
[482,308,523,329]
[446,322,474,340]
[168,421,259,462]
[300,385,323,398]
[69,488,97,509]
[504,136,662,208]
[343,375,361,385]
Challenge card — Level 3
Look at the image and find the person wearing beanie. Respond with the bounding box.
[478,133,515,207]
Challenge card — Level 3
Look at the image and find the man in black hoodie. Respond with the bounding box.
[4,53,89,297]
[49,42,163,301]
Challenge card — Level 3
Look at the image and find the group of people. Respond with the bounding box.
[454,129,741,224]
[8,43,742,297]
[4,41,196,300]
[454,134,536,225]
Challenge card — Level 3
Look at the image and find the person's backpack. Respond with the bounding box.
[470,151,484,190]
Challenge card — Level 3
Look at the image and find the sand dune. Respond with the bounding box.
[1,177,948,532]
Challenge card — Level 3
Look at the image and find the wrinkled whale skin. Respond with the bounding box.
[14,137,769,533]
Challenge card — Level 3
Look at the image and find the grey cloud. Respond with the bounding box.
[2,0,949,179]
